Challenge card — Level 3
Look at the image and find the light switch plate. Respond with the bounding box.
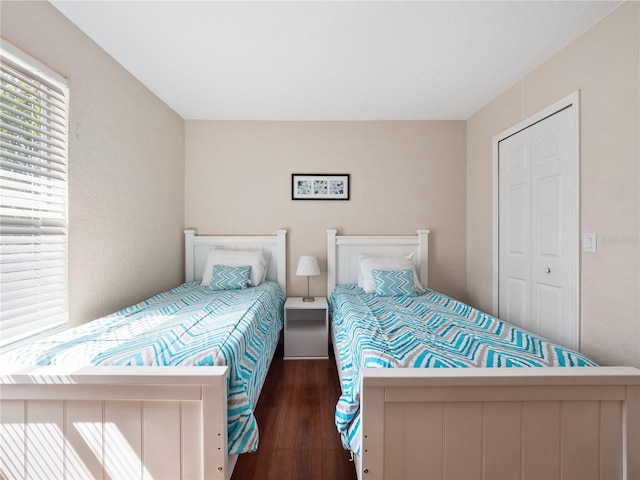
[583,233,597,253]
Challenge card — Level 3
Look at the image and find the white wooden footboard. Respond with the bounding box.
[360,366,640,480]
[0,366,232,480]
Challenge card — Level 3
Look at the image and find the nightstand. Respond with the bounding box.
[284,297,328,359]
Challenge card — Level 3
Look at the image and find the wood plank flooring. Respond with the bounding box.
[231,343,357,480]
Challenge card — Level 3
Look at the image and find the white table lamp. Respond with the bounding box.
[296,255,320,302]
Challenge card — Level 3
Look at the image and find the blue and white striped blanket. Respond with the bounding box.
[0,280,285,454]
[329,284,597,454]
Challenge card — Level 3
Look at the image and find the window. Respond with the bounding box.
[1,43,69,346]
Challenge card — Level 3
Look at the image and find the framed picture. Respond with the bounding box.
[291,174,350,200]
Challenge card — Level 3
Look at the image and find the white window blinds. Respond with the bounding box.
[1,44,69,346]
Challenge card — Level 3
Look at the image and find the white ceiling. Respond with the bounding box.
[50,0,621,121]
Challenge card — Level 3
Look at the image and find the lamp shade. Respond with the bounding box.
[296,256,320,276]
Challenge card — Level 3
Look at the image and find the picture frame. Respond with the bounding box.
[291,174,350,200]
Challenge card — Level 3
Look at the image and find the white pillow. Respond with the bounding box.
[259,250,271,284]
[358,253,424,293]
[201,248,269,287]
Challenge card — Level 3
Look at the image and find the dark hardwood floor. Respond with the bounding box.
[231,343,357,480]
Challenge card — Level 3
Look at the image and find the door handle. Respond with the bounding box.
[545,267,551,274]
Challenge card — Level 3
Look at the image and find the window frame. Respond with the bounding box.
[1,41,70,346]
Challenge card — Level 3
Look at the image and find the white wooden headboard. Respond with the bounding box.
[326,229,430,293]
[184,229,287,293]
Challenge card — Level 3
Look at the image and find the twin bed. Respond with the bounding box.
[0,229,286,480]
[2,227,639,480]
[326,229,640,480]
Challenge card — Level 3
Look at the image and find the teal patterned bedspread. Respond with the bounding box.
[0,280,284,455]
[329,284,597,455]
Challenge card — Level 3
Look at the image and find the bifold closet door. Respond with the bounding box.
[498,106,578,350]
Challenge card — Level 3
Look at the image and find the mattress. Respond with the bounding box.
[329,283,597,455]
[0,280,285,454]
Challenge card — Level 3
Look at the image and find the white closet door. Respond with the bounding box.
[498,106,578,350]
[498,127,532,331]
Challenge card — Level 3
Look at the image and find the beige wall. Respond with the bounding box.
[466,2,639,367]
[185,121,467,301]
[1,1,186,326]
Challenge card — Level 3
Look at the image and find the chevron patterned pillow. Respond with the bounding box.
[208,264,251,291]
[372,268,417,297]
